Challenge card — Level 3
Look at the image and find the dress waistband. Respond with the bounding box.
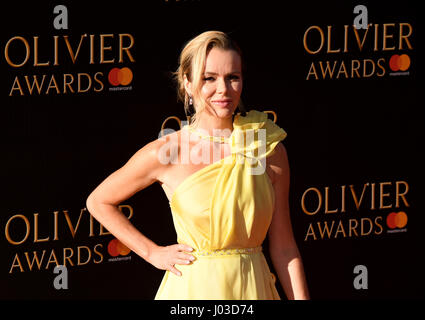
[192,246,262,257]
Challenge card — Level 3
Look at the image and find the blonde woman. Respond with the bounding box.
[86,31,309,300]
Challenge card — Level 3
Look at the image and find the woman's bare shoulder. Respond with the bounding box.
[128,129,183,169]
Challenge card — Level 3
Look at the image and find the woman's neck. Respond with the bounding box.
[192,111,234,137]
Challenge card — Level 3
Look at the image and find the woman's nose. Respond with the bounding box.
[216,78,228,94]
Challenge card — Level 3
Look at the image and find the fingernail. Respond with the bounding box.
[188,247,193,252]
[189,256,195,261]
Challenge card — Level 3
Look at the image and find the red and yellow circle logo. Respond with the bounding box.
[389,54,411,72]
[386,211,408,229]
[107,238,131,257]
[108,67,133,86]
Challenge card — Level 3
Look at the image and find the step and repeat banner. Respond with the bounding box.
[1,1,423,300]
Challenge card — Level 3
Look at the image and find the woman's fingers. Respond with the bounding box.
[167,244,195,276]
[177,244,193,252]
[175,258,193,265]
[177,252,196,262]
[169,265,182,277]
[176,244,195,261]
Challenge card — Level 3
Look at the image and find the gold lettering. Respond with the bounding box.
[306,62,318,80]
[395,181,409,208]
[5,214,30,245]
[373,24,379,51]
[93,72,104,92]
[9,76,24,96]
[349,183,368,210]
[119,33,135,63]
[336,61,348,79]
[24,75,46,95]
[45,249,59,270]
[33,36,50,66]
[46,74,60,94]
[382,23,396,51]
[319,60,337,79]
[334,220,347,238]
[370,183,376,210]
[99,223,111,236]
[374,216,383,235]
[351,59,361,78]
[399,23,413,50]
[341,185,346,213]
[9,254,24,273]
[63,209,86,238]
[303,26,324,54]
[24,250,46,271]
[301,187,322,215]
[89,34,95,64]
[63,248,74,267]
[343,25,349,52]
[34,213,49,243]
[5,36,30,67]
[100,34,115,63]
[119,204,134,219]
[317,221,335,239]
[64,34,87,64]
[77,73,92,93]
[304,223,317,241]
[363,59,375,78]
[349,219,359,237]
[361,218,373,236]
[325,187,338,213]
[376,58,386,77]
[379,181,392,209]
[352,24,371,51]
[53,211,59,241]
[77,246,91,266]
[327,26,340,53]
[93,244,104,263]
[54,36,59,66]
[63,73,75,93]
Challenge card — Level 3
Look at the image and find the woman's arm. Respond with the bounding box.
[86,138,194,276]
[267,143,310,300]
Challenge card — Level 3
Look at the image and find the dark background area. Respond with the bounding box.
[0,0,423,300]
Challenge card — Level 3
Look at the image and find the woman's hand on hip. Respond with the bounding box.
[147,243,195,276]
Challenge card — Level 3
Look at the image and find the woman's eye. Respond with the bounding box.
[203,77,214,81]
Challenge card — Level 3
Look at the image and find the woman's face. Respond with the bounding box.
[191,47,243,119]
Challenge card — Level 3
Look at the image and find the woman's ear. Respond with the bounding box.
[183,74,192,97]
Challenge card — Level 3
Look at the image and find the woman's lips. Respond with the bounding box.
[211,100,232,107]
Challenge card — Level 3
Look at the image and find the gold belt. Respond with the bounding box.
[192,246,262,257]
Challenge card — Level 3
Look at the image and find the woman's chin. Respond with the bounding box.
[212,106,236,118]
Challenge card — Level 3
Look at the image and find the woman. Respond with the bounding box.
[86,31,309,300]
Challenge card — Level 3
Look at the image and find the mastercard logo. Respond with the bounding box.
[108,238,131,257]
[389,54,411,72]
[108,67,133,86]
[386,211,408,229]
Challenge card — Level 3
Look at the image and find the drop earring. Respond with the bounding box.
[184,95,195,121]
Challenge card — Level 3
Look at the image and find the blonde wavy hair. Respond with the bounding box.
[174,30,245,127]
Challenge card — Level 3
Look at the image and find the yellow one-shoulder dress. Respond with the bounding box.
[154,110,287,300]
